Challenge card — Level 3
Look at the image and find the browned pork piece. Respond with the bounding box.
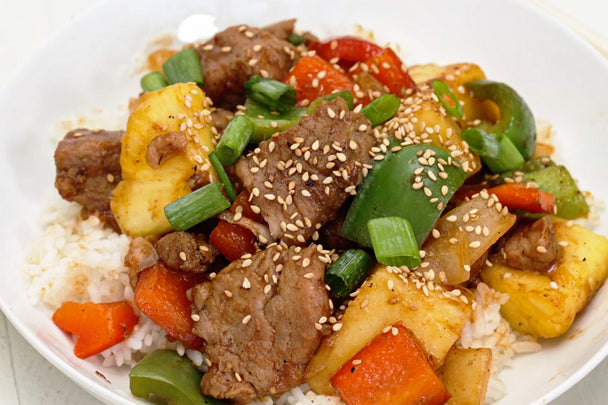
[190,243,332,403]
[54,128,123,230]
[235,98,376,245]
[197,23,299,107]
[155,231,218,273]
[498,216,560,273]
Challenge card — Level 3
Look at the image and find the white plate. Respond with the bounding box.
[1,0,607,404]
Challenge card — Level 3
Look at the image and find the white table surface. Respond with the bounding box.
[1,0,608,404]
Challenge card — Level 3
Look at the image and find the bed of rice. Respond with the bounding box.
[24,192,544,404]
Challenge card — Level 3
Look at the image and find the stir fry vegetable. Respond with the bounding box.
[130,350,225,405]
[52,301,138,359]
[341,144,467,247]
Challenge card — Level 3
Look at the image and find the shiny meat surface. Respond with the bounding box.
[197,24,298,107]
[234,98,376,246]
[500,216,560,273]
[54,128,123,230]
[190,243,331,403]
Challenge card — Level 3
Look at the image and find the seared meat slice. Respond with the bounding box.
[197,24,298,107]
[235,98,376,245]
[54,128,123,230]
[155,231,218,273]
[499,216,560,273]
[191,243,332,403]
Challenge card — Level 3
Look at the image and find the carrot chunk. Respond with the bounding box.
[52,300,138,359]
[209,219,257,262]
[331,324,450,405]
[134,263,203,349]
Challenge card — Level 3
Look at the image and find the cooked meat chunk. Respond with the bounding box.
[499,216,560,272]
[191,243,331,403]
[235,98,376,245]
[262,19,296,41]
[54,128,123,230]
[145,131,187,169]
[125,237,159,288]
[155,231,218,273]
[196,24,298,107]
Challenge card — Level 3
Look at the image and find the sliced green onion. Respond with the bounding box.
[244,75,297,112]
[325,249,374,297]
[140,71,168,92]
[287,32,305,46]
[164,182,231,231]
[367,217,421,268]
[215,115,253,165]
[461,128,501,159]
[162,48,204,87]
[360,94,401,126]
[433,80,463,118]
[208,152,237,202]
[244,98,306,143]
[480,133,525,173]
[307,90,354,114]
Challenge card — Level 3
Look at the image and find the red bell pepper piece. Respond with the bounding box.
[52,301,139,359]
[355,47,416,96]
[331,324,450,405]
[230,190,265,223]
[284,55,354,104]
[309,36,382,69]
[209,220,257,262]
[134,263,204,349]
[487,183,556,214]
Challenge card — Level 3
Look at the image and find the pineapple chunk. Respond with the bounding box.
[442,347,492,405]
[305,265,472,395]
[111,83,216,237]
[481,217,608,338]
[409,62,499,125]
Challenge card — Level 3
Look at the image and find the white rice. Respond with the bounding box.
[24,196,172,367]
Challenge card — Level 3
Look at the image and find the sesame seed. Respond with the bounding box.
[469,241,481,248]
[303,272,314,279]
[327,107,336,118]
[550,281,559,289]
[191,314,200,321]
[235,372,242,382]
[536,245,548,253]
[332,323,343,331]
[242,315,252,324]
[242,277,251,289]
[179,251,187,261]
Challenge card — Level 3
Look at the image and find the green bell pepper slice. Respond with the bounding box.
[341,143,467,247]
[524,164,589,219]
[129,350,226,405]
[465,80,536,160]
